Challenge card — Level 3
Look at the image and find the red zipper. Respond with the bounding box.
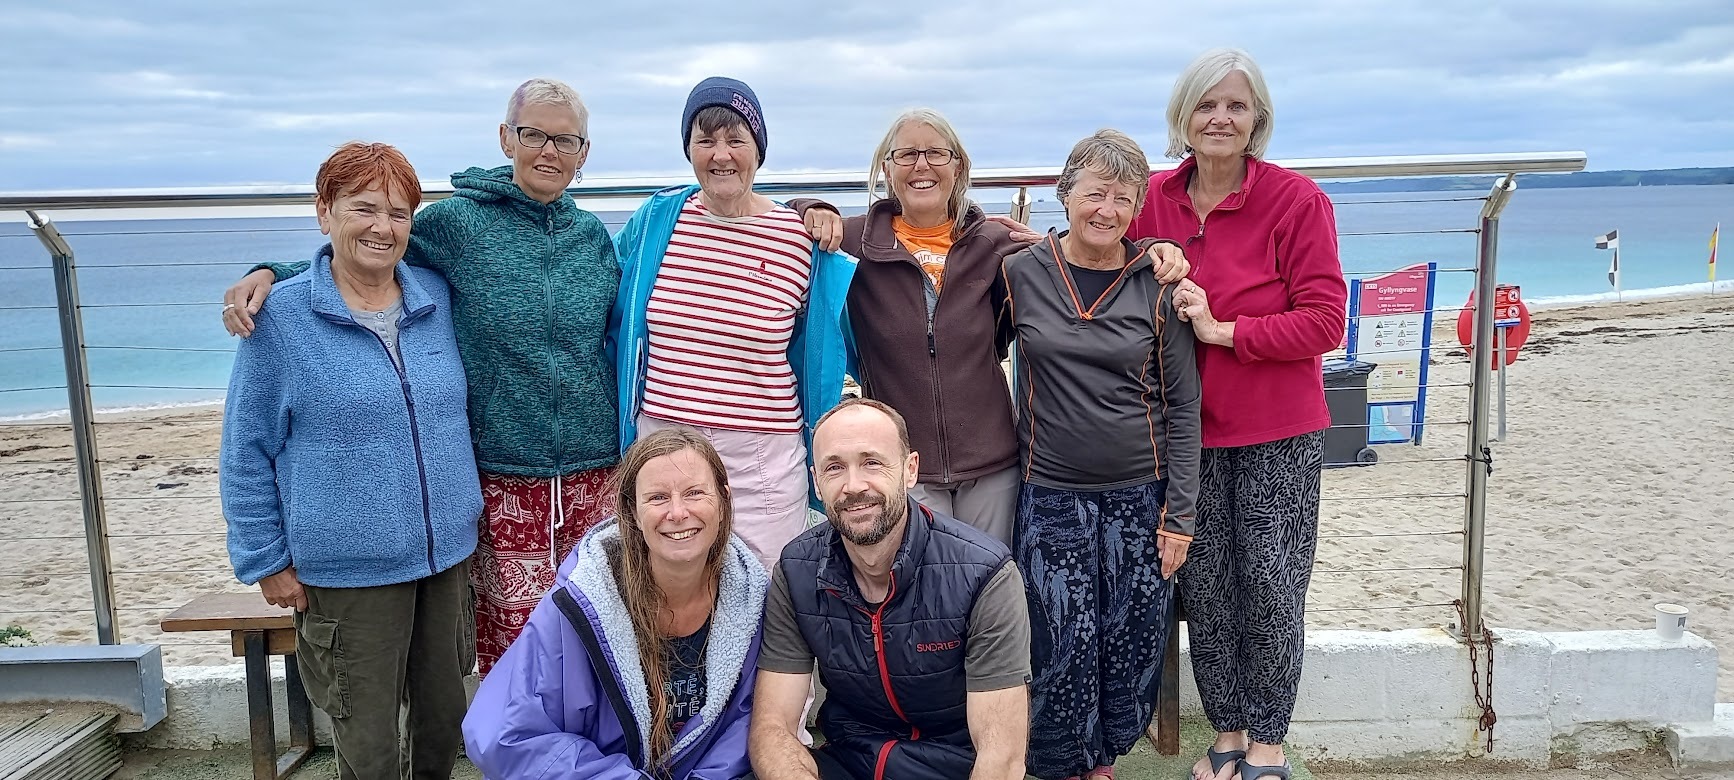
[835,575,922,741]
[874,739,896,780]
[866,574,915,779]
[827,570,920,780]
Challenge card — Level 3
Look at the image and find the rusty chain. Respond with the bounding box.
[1455,599,1497,751]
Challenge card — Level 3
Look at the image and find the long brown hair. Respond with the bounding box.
[607,426,734,774]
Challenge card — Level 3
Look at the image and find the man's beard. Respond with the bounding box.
[825,488,906,547]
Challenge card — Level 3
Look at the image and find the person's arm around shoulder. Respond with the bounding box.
[221,258,309,337]
[1135,237,1193,284]
[786,198,844,253]
[975,219,1022,358]
[463,595,652,780]
[963,561,1031,780]
[1233,188,1348,363]
[401,197,472,274]
[1155,283,1201,579]
[748,566,822,780]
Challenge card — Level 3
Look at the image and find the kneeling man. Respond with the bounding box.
[749,398,1030,780]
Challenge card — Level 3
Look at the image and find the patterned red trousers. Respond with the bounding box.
[472,467,614,675]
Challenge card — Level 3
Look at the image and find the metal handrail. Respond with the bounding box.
[2,149,1581,654]
[0,151,1587,210]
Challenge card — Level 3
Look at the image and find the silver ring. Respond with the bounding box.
[222,303,237,311]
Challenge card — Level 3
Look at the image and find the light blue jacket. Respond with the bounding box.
[608,185,857,458]
[220,246,482,588]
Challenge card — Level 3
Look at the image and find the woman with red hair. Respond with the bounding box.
[221,142,481,779]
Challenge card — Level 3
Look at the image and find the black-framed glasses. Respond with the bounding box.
[887,148,957,167]
[509,125,587,155]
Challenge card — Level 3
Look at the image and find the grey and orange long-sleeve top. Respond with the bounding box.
[1001,231,1202,540]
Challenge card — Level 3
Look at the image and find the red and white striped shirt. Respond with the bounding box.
[640,196,814,434]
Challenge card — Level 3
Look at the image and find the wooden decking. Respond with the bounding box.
[0,705,121,780]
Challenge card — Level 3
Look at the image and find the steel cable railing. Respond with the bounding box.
[0,150,1581,657]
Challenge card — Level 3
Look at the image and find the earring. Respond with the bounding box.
[573,170,584,184]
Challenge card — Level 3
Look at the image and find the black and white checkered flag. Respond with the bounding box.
[1595,230,1620,289]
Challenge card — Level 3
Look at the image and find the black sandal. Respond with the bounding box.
[1203,748,1244,778]
[1237,761,1291,780]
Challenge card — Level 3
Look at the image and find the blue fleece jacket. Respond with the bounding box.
[221,246,482,588]
[608,185,857,459]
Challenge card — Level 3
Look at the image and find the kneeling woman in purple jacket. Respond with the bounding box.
[464,426,768,780]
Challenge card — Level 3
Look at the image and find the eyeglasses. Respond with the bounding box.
[887,148,957,167]
[509,125,587,155]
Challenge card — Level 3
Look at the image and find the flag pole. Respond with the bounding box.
[1614,245,1622,302]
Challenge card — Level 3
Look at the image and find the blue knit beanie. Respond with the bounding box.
[681,76,768,165]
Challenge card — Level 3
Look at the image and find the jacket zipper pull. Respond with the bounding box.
[927,326,936,357]
[1187,221,1205,246]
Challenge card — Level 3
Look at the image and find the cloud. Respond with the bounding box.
[247,111,427,131]
[98,70,231,100]
[1512,53,1734,88]
[0,1,1730,190]
[0,135,53,150]
[0,9,148,37]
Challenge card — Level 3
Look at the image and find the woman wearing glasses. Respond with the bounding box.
[792,109,1190,544]
[220,78,621,676]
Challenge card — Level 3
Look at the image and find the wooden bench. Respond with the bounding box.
[1144,606,1183,756]
[160,593,315,780]
[1158,607,1181,755]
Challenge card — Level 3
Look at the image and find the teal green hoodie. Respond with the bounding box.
[262,165,621,477]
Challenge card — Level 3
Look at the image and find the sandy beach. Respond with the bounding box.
[3,294,1731,700]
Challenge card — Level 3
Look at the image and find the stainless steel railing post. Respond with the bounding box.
[1010,186,1033,225]
[26,210,119,645]
[1461,175,1515,640]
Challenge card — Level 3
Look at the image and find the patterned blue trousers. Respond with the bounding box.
[1017,480,1175,780]
[1178,431,1323,745]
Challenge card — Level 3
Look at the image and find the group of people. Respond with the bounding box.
[218,45,1346,780]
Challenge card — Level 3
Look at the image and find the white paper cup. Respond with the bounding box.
[1655,603,1688,640]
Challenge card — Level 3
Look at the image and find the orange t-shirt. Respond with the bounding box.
[892,217,956,292]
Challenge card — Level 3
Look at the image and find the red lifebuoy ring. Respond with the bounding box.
[1456,289,1530,368]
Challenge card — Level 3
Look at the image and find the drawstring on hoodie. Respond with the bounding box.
[550,476,564,573]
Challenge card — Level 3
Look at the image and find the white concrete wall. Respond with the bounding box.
[137,659,334,750]
[131,628,1722,766]
[1276,628,1717,765]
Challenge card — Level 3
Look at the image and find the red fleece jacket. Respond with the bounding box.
[1127,156,1348,449]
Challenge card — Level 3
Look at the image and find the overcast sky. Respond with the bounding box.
[2,1,1730,192]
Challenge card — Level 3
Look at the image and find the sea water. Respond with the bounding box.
[1,184,1730,419]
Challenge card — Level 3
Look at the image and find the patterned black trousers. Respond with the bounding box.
[1017,480,1176,780]
[1179,431,1324,745]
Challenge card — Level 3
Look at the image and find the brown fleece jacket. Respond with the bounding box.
[791,198,1027,484]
